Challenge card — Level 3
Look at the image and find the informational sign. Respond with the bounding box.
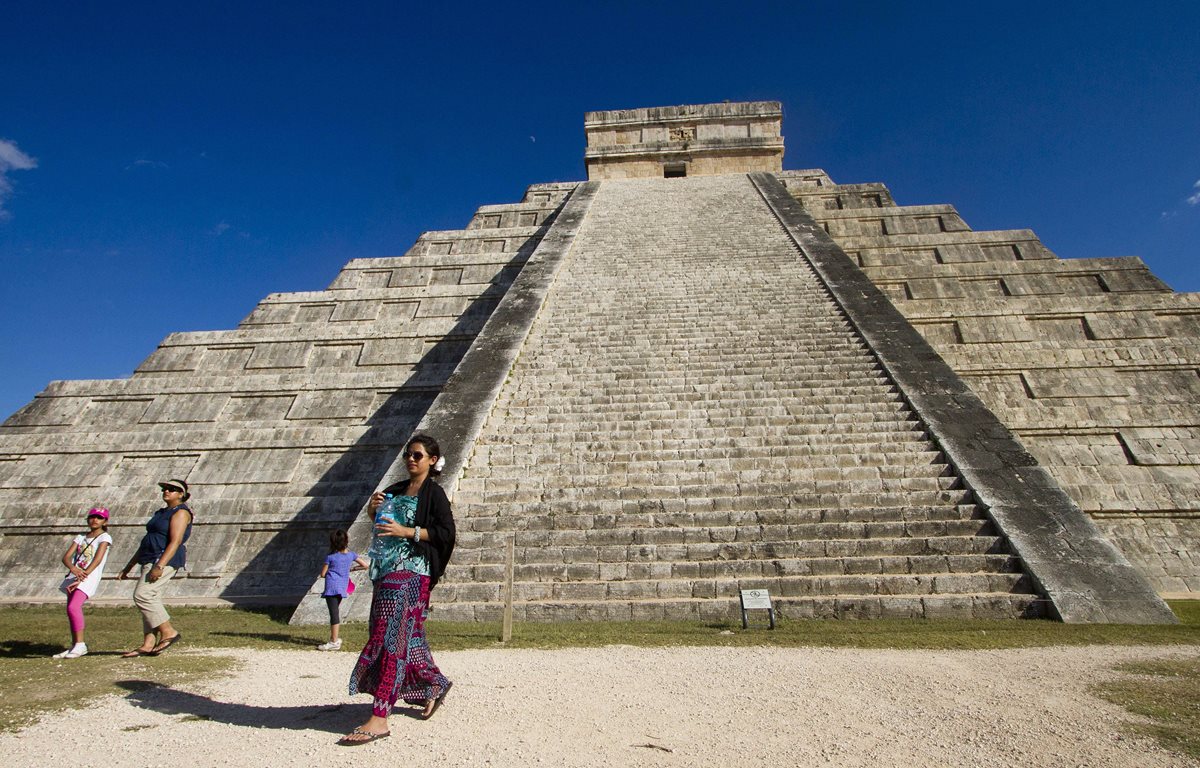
[740,588,776,629]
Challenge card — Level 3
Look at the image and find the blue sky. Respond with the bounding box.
[2,2,1198,420]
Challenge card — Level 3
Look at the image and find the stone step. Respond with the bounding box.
[429,593,1046,622]
[533,331,861,344]
[513,359,886,375]
[489,406,919,424]
[453,517,995,549]
[453,476,966,506]
[447,553,1020,585]
[498,379,897,397]
[492,389,906,408]
[435,571,1032,604]
[533,327,863,342]
[450,532,1008,565]
[469,435,938,463]
[486,409,917,427]
[470,434,934,457]
[467,450,946,476]
[497,380,903,398]
[455,503,985,532]
[455,488,973,513]
[516,341,876,356]
[488,402,911,423]
[455,465,956,497]
[494,384,903,406]
[486,417,925,440]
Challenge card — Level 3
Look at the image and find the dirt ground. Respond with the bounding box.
[2,644,1198,767]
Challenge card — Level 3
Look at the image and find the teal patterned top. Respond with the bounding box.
[367,494,431,581]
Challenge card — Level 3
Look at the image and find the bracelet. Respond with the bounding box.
[412,526,421,543]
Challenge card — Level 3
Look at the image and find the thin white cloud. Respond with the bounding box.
[124,158,170,171]
[210,221,231,236]
[0,138,37,218]
[1187,180,1200,207]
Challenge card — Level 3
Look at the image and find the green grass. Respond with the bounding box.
[1093,657,1200,759]
[0,604,339,733]
[1,600,1197,745]
[0,650,234,732]
[468,600,1200,651]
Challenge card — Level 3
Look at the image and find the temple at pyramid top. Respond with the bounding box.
[584,101,784,179]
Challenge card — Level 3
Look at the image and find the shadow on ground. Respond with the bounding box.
[0,641,62,658]
[116,680,431,732]
[207,631,322,648]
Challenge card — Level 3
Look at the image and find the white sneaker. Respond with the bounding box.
[51,649,72,659]
[62,644,88,659]
[317,640,342,651]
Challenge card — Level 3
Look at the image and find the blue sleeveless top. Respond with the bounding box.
[136,503,193,568]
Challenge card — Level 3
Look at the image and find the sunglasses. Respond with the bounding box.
[402,450,430,461]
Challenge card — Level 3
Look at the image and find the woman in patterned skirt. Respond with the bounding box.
[339,434,456,746]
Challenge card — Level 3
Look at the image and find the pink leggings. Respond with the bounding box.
[66,589,89,635]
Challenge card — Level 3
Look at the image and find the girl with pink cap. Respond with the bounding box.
[52,508,113,658]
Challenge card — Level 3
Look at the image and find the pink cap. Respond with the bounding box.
[87,507,110,521]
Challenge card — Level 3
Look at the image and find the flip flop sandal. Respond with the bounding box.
[121,649,152,658]
[147,634,182,656]
[337,729,390,746]
[422,682,452,720]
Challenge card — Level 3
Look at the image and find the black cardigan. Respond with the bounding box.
[381,476,456,590]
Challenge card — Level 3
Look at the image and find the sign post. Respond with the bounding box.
[501,535,515,643]
[739,588,775,629]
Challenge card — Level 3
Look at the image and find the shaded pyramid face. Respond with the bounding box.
[0,102,1193,623]
[0,180,578,605]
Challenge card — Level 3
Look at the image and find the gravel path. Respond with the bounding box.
[3,644,1198,767]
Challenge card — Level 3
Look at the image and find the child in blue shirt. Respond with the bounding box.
[318,529,368,651]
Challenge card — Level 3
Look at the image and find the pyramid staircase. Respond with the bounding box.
[434,174,1042,621]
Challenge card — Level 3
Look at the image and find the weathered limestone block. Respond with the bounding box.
[796,166,1199,602]
[1094,516,1200,595]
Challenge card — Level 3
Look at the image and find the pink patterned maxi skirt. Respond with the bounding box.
[348,569,451,717]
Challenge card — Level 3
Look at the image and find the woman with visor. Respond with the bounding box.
[118,478,194,657]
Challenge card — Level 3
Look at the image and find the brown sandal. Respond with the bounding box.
[338,728,390,746]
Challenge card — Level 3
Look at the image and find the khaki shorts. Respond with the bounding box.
[132,563,177,633]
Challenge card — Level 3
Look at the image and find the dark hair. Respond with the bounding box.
[329,529,349,552]
[406,433,443,477]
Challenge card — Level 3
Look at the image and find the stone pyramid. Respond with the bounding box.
[3,102,1192,624]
